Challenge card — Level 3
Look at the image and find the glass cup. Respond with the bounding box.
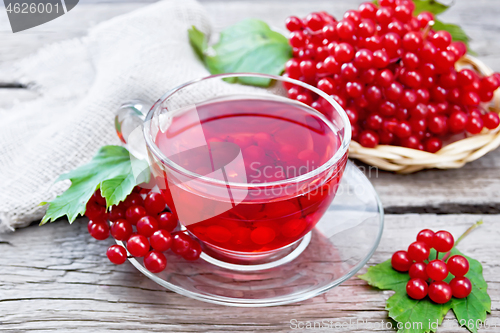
[116,73,351,269]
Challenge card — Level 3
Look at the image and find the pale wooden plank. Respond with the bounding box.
[0,214,497,332]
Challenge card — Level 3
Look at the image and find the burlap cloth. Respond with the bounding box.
[0,0,214,231]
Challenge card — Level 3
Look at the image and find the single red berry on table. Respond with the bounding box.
[285,16,303,31]
[391,250,412,272]
[419,41,437,63]
[399,90,418,109]
[365,85,382,104]
[379,101,397,116]
[410,103,428,119]
[296,93,313,106]
[150,229,173,252]
[375,69,394,87]
[407,241,430,262]
[394,4,412,23]
[428,30,452,49]
[340,63,359,81]
[483,112,500,130]
[481,74,500,91]
[171,232,193,256]
[354,49,373,69]
[125,205,147,225]
[109,207,125,222]
[88,220,109,240]
[402,52,420,69]
[417,11,434,28]
[379,0,396,8]
[426,259,449,281]
[122,192,144,208]
[127,234,150,257]
[92,190,107,206]
[144,192,166,215]
[432,230,454,252]
[110,219,133,241]
[447,255,470,277]
[343,9,361,24]
[85,200,106,220]
[448,41,467,58]
[334,42,354,62]
[183,240,202,261]
[358,19,376,38]
[366,114,383,130]
[346,81,364,98]
[406,278,428,300]
[428,281,452,304]
[385,82,404,101]
[416,229,435,246]
[409,262,429,280]
[462,91,481,106]
[395,121,412,138]
[425,137,442,153]
[450,277,472,298]
[144,250,167,273]
[289,31,306,48]
[376,7,394,26]
[428,115,448,135]
[322,24,337,41]
[359,130,379,148]
[156,212,178,228]
[300,60,317,78]
[372,49,389,68]
[457,69,476,86]
[359,2,377,19]
[336,19,356,40]
[107,245,128,265]
[136,215,159,237]
[448,111,468,133]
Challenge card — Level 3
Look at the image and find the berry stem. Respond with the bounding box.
[422,21,434,39]
[455,220,483,248]
[443,220,483,262]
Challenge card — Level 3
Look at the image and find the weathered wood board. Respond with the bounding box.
[0,214,497,332]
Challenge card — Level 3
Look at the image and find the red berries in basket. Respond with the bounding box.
[84,188,202,274]
[284,2,500,151]
[391,228,472,303]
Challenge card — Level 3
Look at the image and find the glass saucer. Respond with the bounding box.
[119,160,384,307]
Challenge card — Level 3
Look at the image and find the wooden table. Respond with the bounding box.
[1,1,499,331]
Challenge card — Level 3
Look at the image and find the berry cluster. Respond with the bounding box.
[284,0,500,151]
[85,188,202,274]
[391,229,472,304]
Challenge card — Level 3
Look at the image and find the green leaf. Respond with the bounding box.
[188,25,207,60]
[189,19,292,87]
[433,19,476,54]
[387,291,451,333]
[41,145,149,224]
[100,158,150,208]
[359,260,410,290]
[413,0,450,15]
[359,248,490,333]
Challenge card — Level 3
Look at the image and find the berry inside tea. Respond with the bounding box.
[151,96,347,253]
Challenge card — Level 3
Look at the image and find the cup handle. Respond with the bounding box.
[115,99,152,160]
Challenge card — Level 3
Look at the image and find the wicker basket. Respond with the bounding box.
[349,55,500,174]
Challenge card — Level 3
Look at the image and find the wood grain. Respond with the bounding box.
[1,1,500,331]
[0,215,497,332]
